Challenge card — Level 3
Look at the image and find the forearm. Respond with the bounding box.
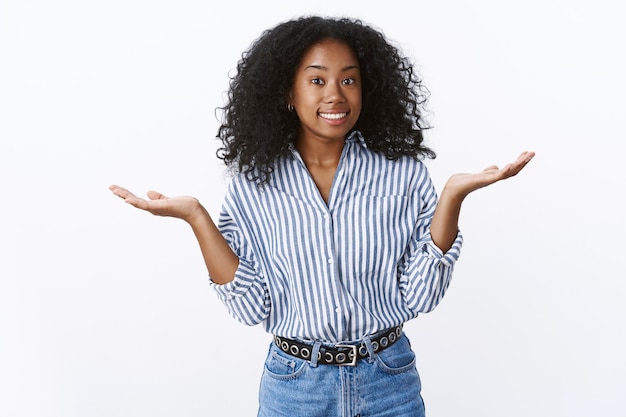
[430,186,464,253]
[187,206,239,285]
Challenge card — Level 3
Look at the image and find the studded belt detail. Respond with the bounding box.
[273,325,403,366]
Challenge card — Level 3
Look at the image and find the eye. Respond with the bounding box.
[342,77,356,85]
[311,78,325,85]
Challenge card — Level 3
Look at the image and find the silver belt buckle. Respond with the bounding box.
[335,344,358,366]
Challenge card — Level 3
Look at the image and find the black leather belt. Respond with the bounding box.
[273,325,403,366]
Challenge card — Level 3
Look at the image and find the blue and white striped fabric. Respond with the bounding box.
[209,131,463,344]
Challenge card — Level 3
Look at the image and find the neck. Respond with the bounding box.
[295,135,345,167]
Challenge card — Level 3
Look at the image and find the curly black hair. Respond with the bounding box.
[217,16,436,184]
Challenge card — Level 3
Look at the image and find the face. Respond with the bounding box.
[289,39,362,145]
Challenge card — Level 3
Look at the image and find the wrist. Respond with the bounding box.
[185,202,210,228]
[440,184,467,206]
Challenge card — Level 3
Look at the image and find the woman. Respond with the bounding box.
[110,16,534,416]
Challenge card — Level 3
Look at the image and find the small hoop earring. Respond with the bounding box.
[287,104,294,112]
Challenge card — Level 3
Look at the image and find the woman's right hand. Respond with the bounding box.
[109,184,205,224]
[109,184,239,283]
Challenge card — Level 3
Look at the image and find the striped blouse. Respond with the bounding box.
[209,131,463,344]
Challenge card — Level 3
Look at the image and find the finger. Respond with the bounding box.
[109,184,140,200]
[501,151,535,178]
[514,151,535,169]
[521,150,536,162]
[123,197,147,208]
[146,190,168,201]
[514,151,535,166]
[482,164,500,173]
[125,196,167,213]
[109,184,125,195]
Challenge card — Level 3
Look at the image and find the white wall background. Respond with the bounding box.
[1,0,624,416]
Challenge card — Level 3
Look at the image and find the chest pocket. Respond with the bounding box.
[342,195,414,275]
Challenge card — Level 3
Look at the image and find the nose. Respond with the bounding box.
[324,81,345,103]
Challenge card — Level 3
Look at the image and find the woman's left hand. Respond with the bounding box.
[430,151,535,252]
[443,151,535,200]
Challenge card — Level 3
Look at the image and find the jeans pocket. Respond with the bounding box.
[263,344,309,381]
[374,335,417,375]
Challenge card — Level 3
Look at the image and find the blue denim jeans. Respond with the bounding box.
[258,332,425,417]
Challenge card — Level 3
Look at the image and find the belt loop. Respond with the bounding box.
[362,335,376,363]
[309,341,322,368]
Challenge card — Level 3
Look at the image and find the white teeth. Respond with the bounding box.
[319,112,347,120]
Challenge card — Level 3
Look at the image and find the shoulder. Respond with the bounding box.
[352,131,428,168]
[225,156,295,196]
[224,172,261,202]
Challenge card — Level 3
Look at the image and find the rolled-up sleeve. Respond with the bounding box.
[208,200,270,326]
[398,174,463,313]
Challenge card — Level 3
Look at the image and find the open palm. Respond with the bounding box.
[445,151,535,199]
[109,185,203,223]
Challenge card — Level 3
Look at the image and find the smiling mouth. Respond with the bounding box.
[319,112,348,120]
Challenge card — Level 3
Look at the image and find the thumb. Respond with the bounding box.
[146,190,168,200]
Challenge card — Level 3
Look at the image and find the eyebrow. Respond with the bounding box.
[304,64,359,72]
